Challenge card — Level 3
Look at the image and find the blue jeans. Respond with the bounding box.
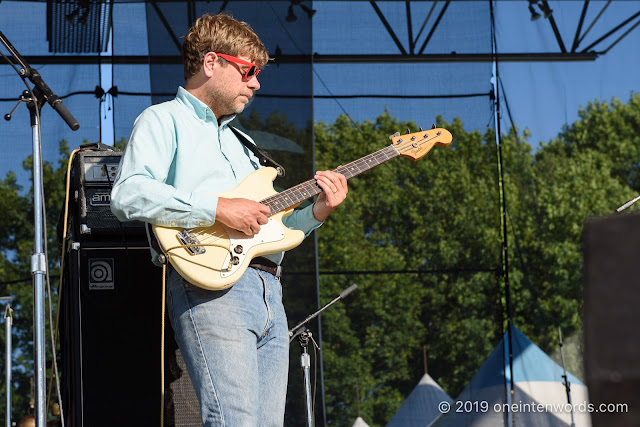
[167,266,290,426]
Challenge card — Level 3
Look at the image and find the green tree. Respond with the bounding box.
[313,94,640,426]
[313,114,504,425]
[507,94,640,364]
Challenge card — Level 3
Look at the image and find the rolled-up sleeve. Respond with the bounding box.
[283,204,323,236]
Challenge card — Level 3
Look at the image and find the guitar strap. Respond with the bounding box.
[229,125,286,177]
[146,222,163,261]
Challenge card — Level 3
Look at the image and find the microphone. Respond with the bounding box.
[24,68,80,131]
[1,29,79,130]
[615,195,640,213]
[289,284,358,340]
[339,283,358,299]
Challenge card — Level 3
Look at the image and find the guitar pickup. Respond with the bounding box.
[177,230,206,255]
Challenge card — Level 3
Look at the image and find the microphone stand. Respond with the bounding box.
[1,30,79,427]
[2,297,13,427]
[558,327,575,427]
[289,284,358,427]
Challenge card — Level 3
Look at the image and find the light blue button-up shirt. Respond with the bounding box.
[111,87,322,265]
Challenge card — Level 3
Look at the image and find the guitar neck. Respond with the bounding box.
[261,145,400,215]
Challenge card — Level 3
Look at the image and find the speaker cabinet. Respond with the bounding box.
[60,244,163,426]
[163,336,202,426]
[583,212,640,427]
[61,144,203,425]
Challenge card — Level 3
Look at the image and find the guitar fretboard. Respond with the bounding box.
[261,145,400,215]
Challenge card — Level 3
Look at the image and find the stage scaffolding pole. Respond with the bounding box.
[2,297,13,427]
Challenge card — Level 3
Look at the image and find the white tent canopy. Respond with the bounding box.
[430,326,591,427]
[352,416,371,427]
[387,373,453,427]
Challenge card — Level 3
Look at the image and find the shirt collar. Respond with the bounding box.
[176,86,237,127]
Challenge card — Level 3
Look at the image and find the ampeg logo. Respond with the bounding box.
[90,191,111,207]
[88,258,115,290]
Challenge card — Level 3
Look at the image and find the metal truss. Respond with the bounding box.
[15,0,640,64]
[314,0,640,63]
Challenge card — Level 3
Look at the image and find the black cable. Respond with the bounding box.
[496,74,536,304]
[264,1,355,126]
[3,90,490,101]
[287,267,498,276]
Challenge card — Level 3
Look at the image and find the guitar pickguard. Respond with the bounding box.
[221,218,285,277]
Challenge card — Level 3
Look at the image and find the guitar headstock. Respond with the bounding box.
[389,127,452,161]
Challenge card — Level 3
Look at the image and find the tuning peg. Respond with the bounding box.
[431,124,436,129]
[419,127,423,131]
[406,128,411,134]
[388,132,400,140]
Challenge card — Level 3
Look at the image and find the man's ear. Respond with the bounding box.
[202,52,217,77]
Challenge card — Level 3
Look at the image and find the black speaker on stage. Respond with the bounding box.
[583,212,640,427]
[60,144,202,426]
[60,243,163,426]
[163,334,202,426]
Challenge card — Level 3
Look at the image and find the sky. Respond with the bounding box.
[310,1,640,149]
[50,1,640,153]
[493,1,640,147]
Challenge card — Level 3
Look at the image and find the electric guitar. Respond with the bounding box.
[153,127,452,290]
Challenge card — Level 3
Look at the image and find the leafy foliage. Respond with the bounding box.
[312,94,640,426]
[313,114,503,425]
[0,140,71,422]
[2,94,639,426]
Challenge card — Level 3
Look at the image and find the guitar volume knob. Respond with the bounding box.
[234,245,244,254]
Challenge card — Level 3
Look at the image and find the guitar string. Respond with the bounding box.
[261,131,439,212]
[261,145,401,212]
[179,133,437,242]
[178,147,397,247]
[159,132,443,277]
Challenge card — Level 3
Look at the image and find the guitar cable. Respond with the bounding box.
[48,147,81,427]
[159,256,168,427]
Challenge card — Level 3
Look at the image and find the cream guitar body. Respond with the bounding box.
[152,167,305,290]
[153,127,453,290]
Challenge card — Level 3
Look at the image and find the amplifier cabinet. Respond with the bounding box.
[60,243,203,426]
[71,147,146,241]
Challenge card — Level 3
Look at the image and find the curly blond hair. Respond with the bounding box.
[181,13,269,81]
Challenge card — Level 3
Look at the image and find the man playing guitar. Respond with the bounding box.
[110,12,347,426]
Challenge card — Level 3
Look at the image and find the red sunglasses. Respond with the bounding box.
[215,53,262,79]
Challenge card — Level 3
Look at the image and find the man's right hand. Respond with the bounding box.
[215,197,271,236]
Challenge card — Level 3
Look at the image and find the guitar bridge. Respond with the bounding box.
[177,230,206,255]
